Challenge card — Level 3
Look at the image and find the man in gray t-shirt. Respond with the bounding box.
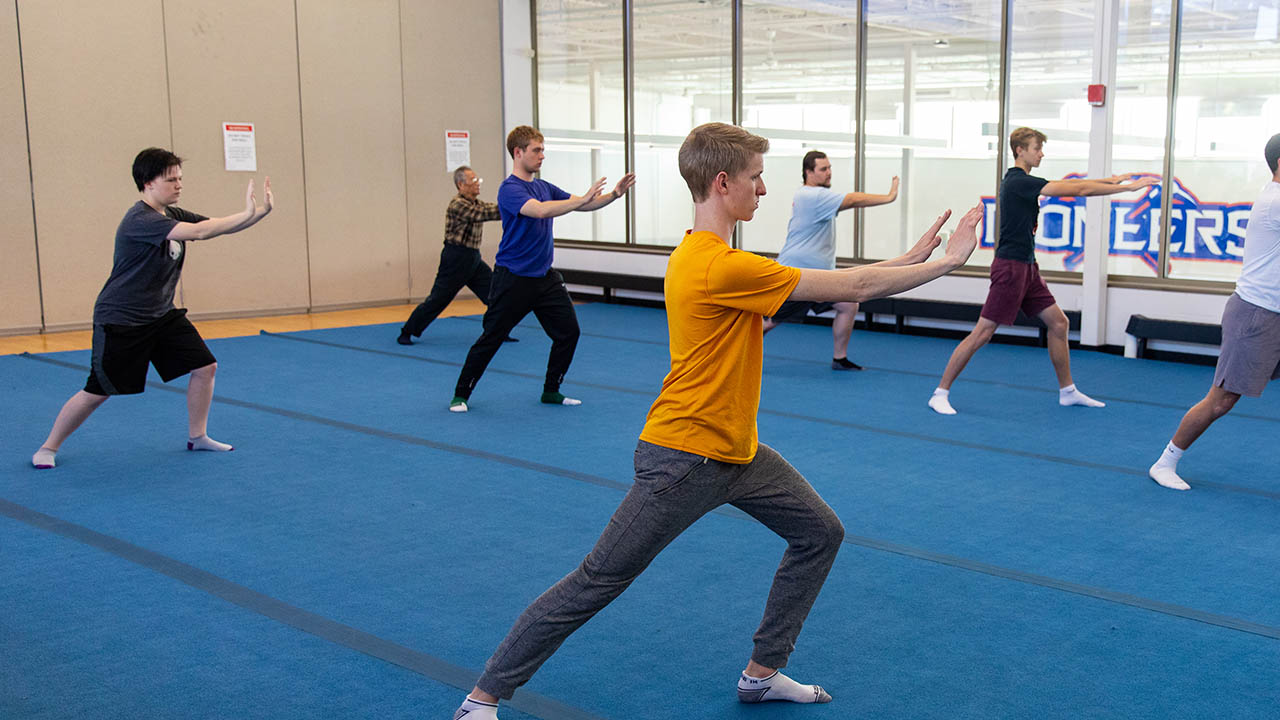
[31,147,274,470]
[1148,134,1280,490]
[764,150,898,370]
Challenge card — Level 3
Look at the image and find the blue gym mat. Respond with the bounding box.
[3,302,1278,719]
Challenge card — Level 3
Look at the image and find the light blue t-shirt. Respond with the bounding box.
[775,185,845,270]
[1235,181,1280,314]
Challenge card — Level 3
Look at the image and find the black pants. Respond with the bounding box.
[454,266,579,399]
[401,244,494,337]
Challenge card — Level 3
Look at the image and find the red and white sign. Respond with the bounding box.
[223,121,257,172]
[446,129,470,171]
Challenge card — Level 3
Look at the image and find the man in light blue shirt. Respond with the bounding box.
[764,150,898,369]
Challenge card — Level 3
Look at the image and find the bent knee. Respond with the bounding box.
[191,361,218,378]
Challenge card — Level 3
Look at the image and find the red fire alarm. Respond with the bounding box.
[1087,84,1106,106]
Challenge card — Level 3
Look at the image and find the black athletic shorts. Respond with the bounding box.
[768,300,836,324]
[85,308,216,396]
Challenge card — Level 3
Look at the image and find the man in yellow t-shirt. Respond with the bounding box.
[454,124,983,719]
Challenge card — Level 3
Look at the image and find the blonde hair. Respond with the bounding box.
[506,125,544,158]
[678,122,769,202]
[1010,127,1047,160]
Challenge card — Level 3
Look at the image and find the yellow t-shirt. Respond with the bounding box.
[639,230,802,463]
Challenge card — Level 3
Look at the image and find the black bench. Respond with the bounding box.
[559,269,664,302]
[1124,314,1221,359]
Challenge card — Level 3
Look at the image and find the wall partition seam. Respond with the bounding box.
[292,0,314,309]
[994,0,1013,252]
[1158,0,1182,279]
[397,0,413,300]
[622,0,635,246]
[14,0,45,330]
[160,0,182,309]
[853,0,867,258]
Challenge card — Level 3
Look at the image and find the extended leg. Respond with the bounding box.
[929,317,998,414]
[32,390,110,467]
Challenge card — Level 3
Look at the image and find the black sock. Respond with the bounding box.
[832,357,862,370]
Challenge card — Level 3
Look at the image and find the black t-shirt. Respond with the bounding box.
[93,201,208,325]
[996,167,1049,263]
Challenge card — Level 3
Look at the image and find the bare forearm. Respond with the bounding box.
[186,209,255,240]
[526,197,590,219]
[228,207,271,233]
[577,191,619,212]
[844,192,895,209]
[795,259,958,303]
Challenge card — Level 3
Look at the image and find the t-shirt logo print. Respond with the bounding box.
[168,239,183,260]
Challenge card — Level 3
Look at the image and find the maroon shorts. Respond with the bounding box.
[979,257,1057,326]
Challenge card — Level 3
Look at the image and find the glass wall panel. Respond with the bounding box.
[535,0,627,243]
[1167,0,1278,281]
[739,0,857,259]
[1007,0,1095,272]
[633,0,733,247]
[863,0,1002,265]
[1107,0,1173,279]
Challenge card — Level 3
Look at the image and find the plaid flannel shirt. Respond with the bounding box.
[444,194,501,249]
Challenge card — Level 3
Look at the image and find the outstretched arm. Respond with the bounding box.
[852,208,953,270]
[167,178,273,241]
[790,203,983,303]
[578,172,636,212]
[1042,174,1157,198]
[839,176,899,211]
[520,177,607,219]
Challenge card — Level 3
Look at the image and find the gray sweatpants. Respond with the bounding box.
[476,440,846,700]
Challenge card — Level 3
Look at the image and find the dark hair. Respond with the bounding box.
[132,147,183,191]
[1266,133,1280,174]
[506,126,544,158]
[802,150,827,181]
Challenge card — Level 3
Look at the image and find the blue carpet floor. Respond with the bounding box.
[3,302,1278,719]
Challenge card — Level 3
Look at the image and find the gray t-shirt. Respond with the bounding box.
[776,185,845,270]
[93,201,208,326]
[1235,181,1280,314]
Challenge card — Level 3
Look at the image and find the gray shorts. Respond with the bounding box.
[1213,293,1280,397]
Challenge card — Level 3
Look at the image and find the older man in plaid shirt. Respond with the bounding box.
[398,165,516,345]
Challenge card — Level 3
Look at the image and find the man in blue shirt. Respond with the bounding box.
[449,126,635,412]
[764,150,898,369]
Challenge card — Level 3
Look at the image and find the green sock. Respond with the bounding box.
[541,391,582,406]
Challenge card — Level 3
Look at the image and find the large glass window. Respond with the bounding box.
[535,0,627,244]
[739,0,857,259]
[1167,0,1278,282]
[863,0,1002,265]
[1006,0,1095,273]
[633,0,732,247]
[1107,0,1174,279]
[531,0,1279,291]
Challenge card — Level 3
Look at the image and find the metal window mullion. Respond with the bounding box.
[623,0,636,245]
[853,0,867,258]
[732,0,743,249]
[1158,0,1182,278]
[994,0,1013,252]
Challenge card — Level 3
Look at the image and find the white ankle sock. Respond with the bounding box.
[188,434,233,452]
[32,447,57,469]
[453,696,499,719]
[1059,384,1105,408]
[928,388,957,415]
[738,671,832,704]
[1149,442,1189,490]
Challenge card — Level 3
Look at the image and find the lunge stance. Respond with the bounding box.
[449,126,634,412]
[452,122,982,718]
[397,166,517,346]
[764,150,899,370]
[1148,134,1280,490]
[928,127,1157,415]
[32,148,273,469]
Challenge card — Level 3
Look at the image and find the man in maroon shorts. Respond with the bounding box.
[926,127,1156,415]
